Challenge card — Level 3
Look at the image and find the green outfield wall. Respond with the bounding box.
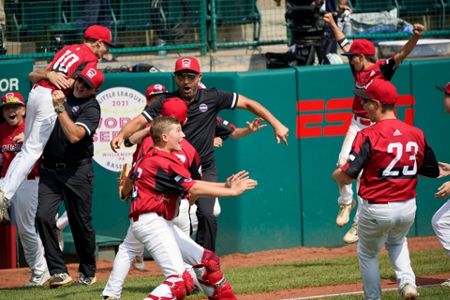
[1,59,448,255]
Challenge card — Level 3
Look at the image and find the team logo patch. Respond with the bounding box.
[181,58,192,68]
[199,103,208,112]
[72,106,79,113]
[86,68,97,78]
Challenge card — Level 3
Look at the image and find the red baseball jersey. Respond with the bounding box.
[38,43,98,92]
[0,122,39,178]
[351,56,396,118]
[341,119,439,203]
[132,129,201,180]
[128,148,196,220]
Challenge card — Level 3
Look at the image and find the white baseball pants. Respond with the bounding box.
[1,85,56,200]
[103,212,206,299]
[337,117,370,223]
[432,199,450,256]
[7,177,48,276]
[358,198,417,300]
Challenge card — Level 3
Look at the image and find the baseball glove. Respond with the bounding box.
[118,163,133,201]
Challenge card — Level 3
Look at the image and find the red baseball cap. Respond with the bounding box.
[161,97,188,123]
[78,67,105,90]
[146,84,168,98]
[436,82,450,95]
[174,57,201,74]
[83,25,116,47]
[354,78,398,105]
[2,92,25,106]
[342,39,376,57]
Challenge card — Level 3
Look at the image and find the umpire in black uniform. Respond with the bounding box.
[111,57,289,251]
[36,67,104,287]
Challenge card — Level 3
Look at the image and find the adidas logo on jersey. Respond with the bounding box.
[393,129,402,136]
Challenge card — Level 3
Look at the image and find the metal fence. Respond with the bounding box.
[0,0,449,60]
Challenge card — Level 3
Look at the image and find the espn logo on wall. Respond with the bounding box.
[296,95,415,138]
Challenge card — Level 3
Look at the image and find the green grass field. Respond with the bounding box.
[1,248,449,300]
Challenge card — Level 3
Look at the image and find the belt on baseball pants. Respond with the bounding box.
[353,114,372,126]
[42,158,92,169]
[367,199,412,205]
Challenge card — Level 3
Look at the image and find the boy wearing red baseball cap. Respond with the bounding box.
[323,13,425,244]
[333,78,439,300]
[0,24,112,223]
[0,92,50,287]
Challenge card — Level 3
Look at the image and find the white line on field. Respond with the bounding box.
[280,283,442,300]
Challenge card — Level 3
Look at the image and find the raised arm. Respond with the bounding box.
[323,12,350,52]
[236,96,289,145]
[393,24,425,67]
[110,114,148,152]
[231,117,267,139]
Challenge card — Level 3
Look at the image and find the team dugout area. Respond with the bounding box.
[0,0,450,60]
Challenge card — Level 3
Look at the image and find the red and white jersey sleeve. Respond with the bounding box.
[129,148,196,220]
[341,119,439,203]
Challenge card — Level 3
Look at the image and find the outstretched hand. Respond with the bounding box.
[438,162,450,178]
[226,170,258,195]
[274,123,289,145]
[246,117,267,132]
[435,181,450,199]
[110,136,124,153]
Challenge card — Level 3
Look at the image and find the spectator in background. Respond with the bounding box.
[76,0,113,32]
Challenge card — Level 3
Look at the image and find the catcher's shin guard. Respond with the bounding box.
[145,270,194,300]
[193,249,237,300]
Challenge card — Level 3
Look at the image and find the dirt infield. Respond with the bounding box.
[1,236,448,299]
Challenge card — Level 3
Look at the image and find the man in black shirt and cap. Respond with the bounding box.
[110,56,289,251]
[36,66,104,288]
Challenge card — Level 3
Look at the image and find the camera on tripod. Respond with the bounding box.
[266,0,332,68]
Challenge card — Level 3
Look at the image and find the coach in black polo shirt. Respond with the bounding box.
[36,67,104,288]
[111,57,289,251]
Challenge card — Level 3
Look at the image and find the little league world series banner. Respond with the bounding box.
[93,87,146,172]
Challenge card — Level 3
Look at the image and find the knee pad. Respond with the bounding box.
[196,249,222,286]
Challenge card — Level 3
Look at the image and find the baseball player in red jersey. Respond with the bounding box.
[103,97,201,299]
[103,115,256,300]
[333,78,439,300]
[431,82,450,287]
[0,25,114,222]
[0,92,49,286]
[324,14,425,244]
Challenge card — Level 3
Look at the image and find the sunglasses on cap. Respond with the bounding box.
[175,73,198,81]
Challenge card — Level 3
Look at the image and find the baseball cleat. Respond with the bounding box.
[24,270,51,287]
[336,199,356,227]
[400,283,419,300]
[48,272,72,288]
[133,255,146,271]
[440,279,450,287]
[343,223,359,244]
[73,273,97,286]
